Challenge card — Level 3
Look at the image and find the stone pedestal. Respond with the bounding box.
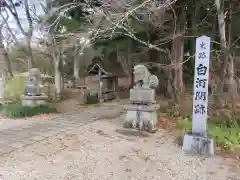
[130,88,155,104]
[182,132,214,156]
[125,104,159,132]
[123,64,159,133]
[124,88,159,132]
[20,94,48,107]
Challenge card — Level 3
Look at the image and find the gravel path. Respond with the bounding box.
[0,101,240,180]
[0,102,125,155]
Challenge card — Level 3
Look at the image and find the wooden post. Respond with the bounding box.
[115,77,120,101]
[0,71,4,103]
[98,68,103,103]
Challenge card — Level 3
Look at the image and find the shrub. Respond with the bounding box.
[86,93,99,104]
[166,105,180,117]
[0,103,58,118]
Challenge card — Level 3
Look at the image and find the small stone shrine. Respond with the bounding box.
[124,65,159,132]
[20,68,48,107]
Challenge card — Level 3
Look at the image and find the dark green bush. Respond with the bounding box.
[0,104,58,118]
[86,93,99,104]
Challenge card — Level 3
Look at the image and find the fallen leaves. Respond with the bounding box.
[157,116,177,132]
[0,113,58,121]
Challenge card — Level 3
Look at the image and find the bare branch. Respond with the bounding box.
[3,0,26,35]
[24,0,33,37]
[0,9,19,43]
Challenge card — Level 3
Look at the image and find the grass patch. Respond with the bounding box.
[177,117,240,151]
[3,74,53,103]
[0,103,58,118]
[4,75,26,102]
[84,103,101,107]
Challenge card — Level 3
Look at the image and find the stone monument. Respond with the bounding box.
[182,35,214,156]
[20,68,48,107]
[124,65,159,132]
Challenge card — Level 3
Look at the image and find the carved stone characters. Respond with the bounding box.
[133,65,159,89]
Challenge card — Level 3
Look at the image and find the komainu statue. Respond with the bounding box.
[133,65,159,89]
[124,65,159,132]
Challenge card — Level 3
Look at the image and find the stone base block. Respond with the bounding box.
[125,104,159,111]
[124,104,159,133]
[21,94,48,107]
[130,88,155,104]
[182,133,214,156]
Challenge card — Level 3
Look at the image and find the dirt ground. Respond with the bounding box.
[0,114,239,180]
[1,93,239,180]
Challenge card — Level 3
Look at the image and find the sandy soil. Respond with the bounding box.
[0,115,239,180]
[0,114,59,131]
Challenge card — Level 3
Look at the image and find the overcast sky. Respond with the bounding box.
[2,0,44,46]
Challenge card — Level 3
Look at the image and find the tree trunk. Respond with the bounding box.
[73,43,80,80]
[45,0,63,101]
[215,0,229,77]
[3,50,13,78]
[117,48,132,88]
[54,57,62,101]
[170,9,185,104]
[60,55,64,93]
[226,2,238,113]
[73,57,80,79]
[215,0,236,107]
[171,32,184,103]
[227,2,234,93]
[126,46,134,88]
[52,46,64,101]
[25,36,34,69]
[0,28,13,78]
[24,0,34,69]
[47,33,63,101]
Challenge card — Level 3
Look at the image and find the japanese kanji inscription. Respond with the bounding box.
[192,35,211,136]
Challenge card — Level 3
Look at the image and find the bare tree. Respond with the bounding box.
[3,0,35,69]
[40,0,64,100]
[215,0,237,108]
[40,0,195,103]
[71,36,80,80]
[0,10,13,77]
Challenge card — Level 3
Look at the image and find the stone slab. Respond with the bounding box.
[182,133,214,156]
[129,88,155,104]
[125,104,159,112]
[20,94,48,100]
[21,94,48,107]
[21,99,47,107]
